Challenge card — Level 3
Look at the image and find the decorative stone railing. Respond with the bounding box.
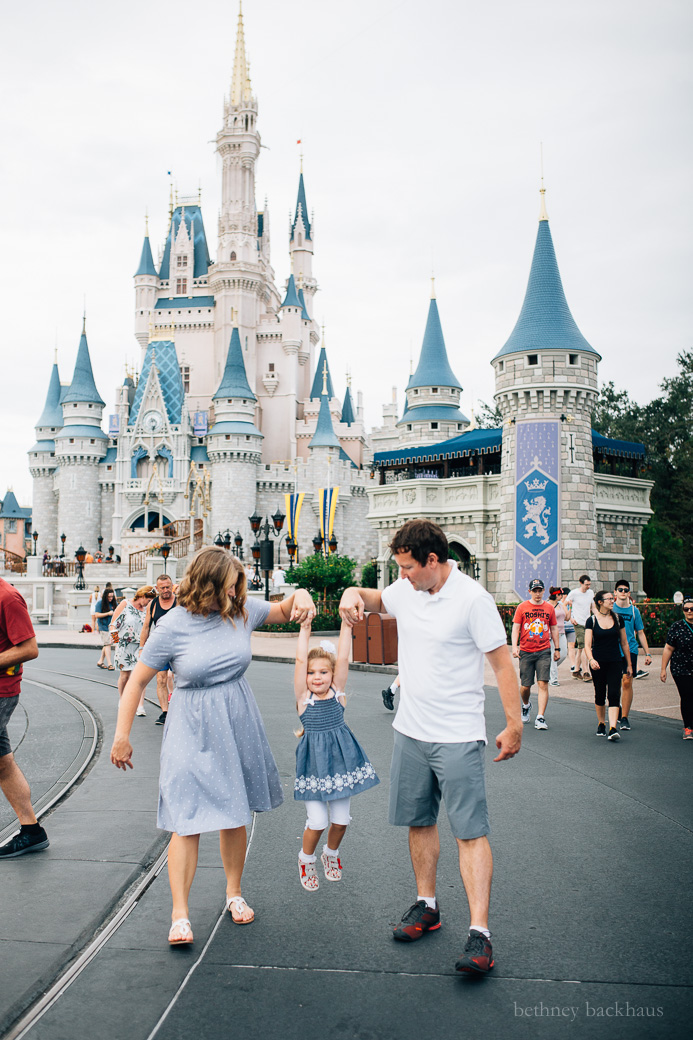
[367,475,501,522]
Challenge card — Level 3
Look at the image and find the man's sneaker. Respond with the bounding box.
[521,701,531,724]
[0,827,50,859]
[321,850,343,881]
[596,722,606,736]
[298,855,319,891]
[455,929,495,975]
[683,728,693,740]
[582,671,592,682]
[619,717,631,731]
[634,669,649,680]
[155,712,167,726]
[135,707,146,717]
[381,688,395,711]
[572,670,583,680]
[549,679,560,686]
[608,726,620,742]
[534,715,548,730]
[392,900,441,942]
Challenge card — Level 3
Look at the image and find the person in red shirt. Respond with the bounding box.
[0,577,47,858]
[511,579,560,731]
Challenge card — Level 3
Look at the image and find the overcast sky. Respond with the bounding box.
[1,0,691,504]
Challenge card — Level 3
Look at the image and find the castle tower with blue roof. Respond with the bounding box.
[492,185,600,593]
[54,321,108,555]
[28,360,63,554]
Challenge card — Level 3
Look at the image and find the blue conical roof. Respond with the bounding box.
[135,235,157,277]
[408,299,462,391]
[61,327,105,406]
[291,173,312,241]
[213,328,256,401]
[310,346,335,400]
[298,287,311,321]
[36,363,63,428]
[158,205,211,280]
[310,393,341,448]
[281,274,301,309]
[493,218,600,360]
[341,385,355,426]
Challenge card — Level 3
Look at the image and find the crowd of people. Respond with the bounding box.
[0,520,690,982]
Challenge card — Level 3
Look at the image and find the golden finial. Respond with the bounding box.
[539,142,549,221]
[430,275,436,300]
[321,360,328,396]
[145,210,149,236]
[346,369,352,388]
[169,181,174,222]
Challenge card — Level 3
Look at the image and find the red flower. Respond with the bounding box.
[650,613,656,618]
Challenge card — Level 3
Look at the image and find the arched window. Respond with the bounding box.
[230,250,236,261]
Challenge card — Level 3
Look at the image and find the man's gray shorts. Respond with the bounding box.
[0,696,19,758]
[389,730,489,840]
[519,649,551,686]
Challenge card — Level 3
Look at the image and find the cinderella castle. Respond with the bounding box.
[27,6,654,597]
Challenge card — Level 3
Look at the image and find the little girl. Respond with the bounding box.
[294,619,379,891]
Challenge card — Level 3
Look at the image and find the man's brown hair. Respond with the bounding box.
[389,519,449,567]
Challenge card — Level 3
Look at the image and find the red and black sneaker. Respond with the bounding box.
[392,900,441,942]
[455,929,494,975]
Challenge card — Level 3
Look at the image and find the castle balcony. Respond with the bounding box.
[123,478,178,505]
[367,474,502,529]
[594,473,654,524]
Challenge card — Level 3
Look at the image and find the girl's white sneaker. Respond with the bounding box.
[321,850,343,881]
[298,854,319,891]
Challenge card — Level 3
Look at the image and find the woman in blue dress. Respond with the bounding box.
[294,619,379,891]
[110,546,315,944]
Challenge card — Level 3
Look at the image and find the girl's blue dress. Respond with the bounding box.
[294,694,379,802]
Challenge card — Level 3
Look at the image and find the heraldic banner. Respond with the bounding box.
[318,487,339,556]
[284,492,305,541]
[514,420,560,596]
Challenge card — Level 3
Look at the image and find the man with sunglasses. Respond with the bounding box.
[613,580,652,731]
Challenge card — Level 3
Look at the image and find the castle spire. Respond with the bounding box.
[61,322,105,407]
[493,196,600,361]
[213,327,256,401]
[36,361,63,429]
[310,390,341,449]
[291,171,312,242]
[408,297,462,391]
[230,2,252,106]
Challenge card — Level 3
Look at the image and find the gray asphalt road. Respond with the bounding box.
[2,650,691,1040]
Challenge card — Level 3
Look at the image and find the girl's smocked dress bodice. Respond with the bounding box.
[294,692,379,802]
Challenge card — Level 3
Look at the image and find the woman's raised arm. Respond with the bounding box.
[294,621,311,700]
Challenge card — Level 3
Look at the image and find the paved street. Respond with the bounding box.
[0,648,690,1040]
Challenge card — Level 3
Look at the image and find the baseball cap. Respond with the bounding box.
[529,579,545,591]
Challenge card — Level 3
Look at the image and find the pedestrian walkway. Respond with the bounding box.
[0,649,690,1039]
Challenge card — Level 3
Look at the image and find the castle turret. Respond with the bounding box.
[493,187,601,596]
[134,219,159,349]
[54,322,107,555]
[208,327,262,541]
[289,170,315,305]
[28,359,63,553]
[396,288,468,446]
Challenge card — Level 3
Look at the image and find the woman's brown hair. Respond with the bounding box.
[177,545,247,623]
[134,585,156,600]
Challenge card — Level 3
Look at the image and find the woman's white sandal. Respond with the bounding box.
[226,895,254,924]
[168,918,193,944]
[298,854,319,891]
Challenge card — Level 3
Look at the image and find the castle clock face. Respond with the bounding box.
[143,409,164,433]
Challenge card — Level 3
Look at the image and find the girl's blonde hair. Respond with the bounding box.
[177,546,247,624]
[294,648,336,737]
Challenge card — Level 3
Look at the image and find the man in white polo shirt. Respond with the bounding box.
[339,519,521,976]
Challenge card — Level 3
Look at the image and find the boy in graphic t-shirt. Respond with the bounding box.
[511,579,560,731]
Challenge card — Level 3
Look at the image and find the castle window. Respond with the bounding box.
[69,438,74,444]
[407,424,412,431]
[498,360,505,372]
[568,354,579,366]
[7,519,16,533]
[269,363,274,372]
[175,278,187,294]
[90,439,95,444]
[431,422,438,430]
[226,435,230,440]
[245,436,250,441]
[458,424,463,430]
[107,465,112,471]
[180,366,190,392]
[527,354,539,366]
[177,255,187,267]
[230,251,236,261]
[432,387,438,394]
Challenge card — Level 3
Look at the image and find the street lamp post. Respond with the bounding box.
[32,531,38,556]
[74,545,87,590]
[97,535,104,556]
[312,533,323,555]
[60,533,66,558]
[160,542,171,575]
[286,537,297,571]
[248,509,287,600]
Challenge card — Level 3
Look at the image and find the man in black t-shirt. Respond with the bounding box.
[139,574,177,725]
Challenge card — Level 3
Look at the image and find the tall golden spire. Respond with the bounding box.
[230,2,253,106]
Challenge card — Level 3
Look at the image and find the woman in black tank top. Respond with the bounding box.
[584,590,632,740]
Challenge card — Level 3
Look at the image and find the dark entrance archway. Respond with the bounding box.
[448,540,473,577]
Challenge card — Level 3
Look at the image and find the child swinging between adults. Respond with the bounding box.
[339,519,522,976]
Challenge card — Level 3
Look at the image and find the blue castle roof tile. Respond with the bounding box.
[298,287,311,321]
[341,385,355,426]
[130,340,185,425]
[310,346,334,400]
[291,173,312,241]
[135,235,158,277]
[213,328,256,401]
[408,299,462,391]
[281,274,301,309]
[36,363,64,428]
[0,490,32,519]
[310,393,341,449]
[399,404,470,425]
[493,219,600,360]
[155,296,215,310]
[61,329,105,407]
[158,206,211,280]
